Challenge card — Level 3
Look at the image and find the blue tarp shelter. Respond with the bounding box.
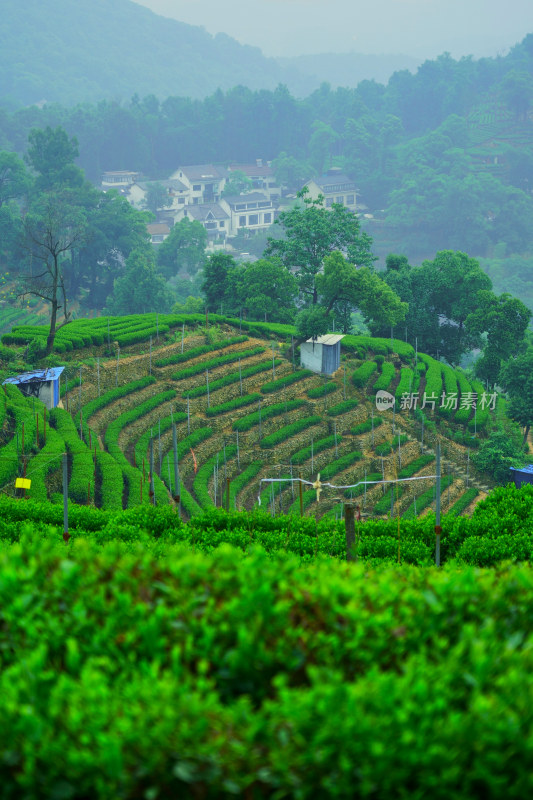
[509,465,533,488]
[2,367,65,409]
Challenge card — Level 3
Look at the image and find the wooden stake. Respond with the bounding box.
[344,503,355,561]
[62,453,69,543]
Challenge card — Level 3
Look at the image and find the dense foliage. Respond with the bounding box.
[2,522,533,797]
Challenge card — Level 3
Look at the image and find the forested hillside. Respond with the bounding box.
[0,0,314,107]
[1,33,531,278]
[277,51,423,88]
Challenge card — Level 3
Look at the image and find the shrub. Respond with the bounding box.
[352,361,377,387]
[327,398,359,416]
[185,359,282,399]
[307,381,337,398]
[419,354,442,404]
[398,454,435,479]
[172,346,264,380]
[25,428,64,502]
[158,427,213,518]
[467,379,490,432]
[448,487,479,517]
[225,461,264,510]
[291,435,338,465]
[351,417,383,435]
[374,362,395,391]
[260,416,322,449]
[104,390,179,507]
[76,376,157,443]
[344,472,383,497]
[205,393,262,417]
[403,474,454,519]
[320,449,362,480]
[395,367,415,408]
[94,449,124,510]
[49,408,94,505]
[193,446,237,508]
[233,399,304,432]
[454,371,474,425]
[154,336,248,367]
[439,363,458,418]
[261,369,312,394]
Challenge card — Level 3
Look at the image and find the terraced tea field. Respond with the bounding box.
[0,314,494,519]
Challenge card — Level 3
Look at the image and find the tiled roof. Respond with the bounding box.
[186,203,229,221]
[314,173,356,190]
[229,163,274,178]
[179,164,229,181]
[223,192,272,205]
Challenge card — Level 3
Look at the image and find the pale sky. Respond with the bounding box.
[135,0,533,59]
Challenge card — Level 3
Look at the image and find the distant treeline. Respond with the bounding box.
[1,35,533,260]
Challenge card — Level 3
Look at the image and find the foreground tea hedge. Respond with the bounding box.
[2,482,533,566]
[1,531,533,798]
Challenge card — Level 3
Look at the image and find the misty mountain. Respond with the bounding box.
[0,0,317,108]
[277,52,424,89]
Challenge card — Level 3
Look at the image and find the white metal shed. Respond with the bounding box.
[300,334,344,375]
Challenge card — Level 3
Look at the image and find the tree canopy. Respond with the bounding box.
[157,218,207,279]
[266,188,376,305]
[107,248,170,316]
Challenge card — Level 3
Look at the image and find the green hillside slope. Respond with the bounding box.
[0,0,313,107]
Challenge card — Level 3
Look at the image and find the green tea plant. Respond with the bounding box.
[154,335,248,367]
[261,369,312,393]
[352,361,377,387]
[260,416,322,449]
[233,399,304,432]
[185,359,282,399]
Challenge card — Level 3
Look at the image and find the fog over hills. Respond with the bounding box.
[277,52,423,89]
[1,0,433,108]
[0,0,317,107]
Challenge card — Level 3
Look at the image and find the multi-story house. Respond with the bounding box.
[172,191,275,243]
[174,203,232,242]
[303,167,357,211]
[169,164,229,205]
[228,159,281,201]
[222,192,275,234]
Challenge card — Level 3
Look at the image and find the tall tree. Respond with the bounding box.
[19,192,87,355]
[157,218,207,278]
[230,257,298,323]
[142,182,173,215]
[315,251,407,335]
[265,187,375,305]
[25,126,82,191]
[499,349,533,446]
[0,151,30,207]
[78,190,152,306]
[222,170,253,197]
[201,253,237,311]
[468,292,531,386]
[106,248,170,315]
[271,151,312,192]
[375,250,492,364]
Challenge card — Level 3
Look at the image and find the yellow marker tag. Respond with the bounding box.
[15,478,31,490]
